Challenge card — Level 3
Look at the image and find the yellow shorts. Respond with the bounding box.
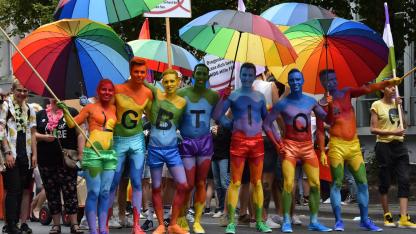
[328,136,364,170]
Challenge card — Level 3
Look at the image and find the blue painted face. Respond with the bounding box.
[240,67,256,89]
[288,71,304,93]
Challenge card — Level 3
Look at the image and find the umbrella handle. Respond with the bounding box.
[0,26,102,158]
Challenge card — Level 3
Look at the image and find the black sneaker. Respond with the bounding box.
[204,207,211,215]
[19,223,31,234]
[6,224,21,234]
[163,218,170,227]
[2,225,7,233]
[141,220,154,231]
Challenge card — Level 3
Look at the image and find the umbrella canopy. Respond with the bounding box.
[54,0,164,24]
[179,9,297,67]
[128,39,199,77]
[12,19,130,99]
[270,17,388,94]
[261,2,335,26]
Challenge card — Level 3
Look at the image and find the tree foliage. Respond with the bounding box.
[0,0,414,62]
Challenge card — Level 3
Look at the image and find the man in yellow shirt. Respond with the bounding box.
[370,82,416,229]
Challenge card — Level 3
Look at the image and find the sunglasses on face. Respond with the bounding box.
[15,88,28,94]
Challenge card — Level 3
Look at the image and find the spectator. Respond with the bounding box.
[0,80,37,234]
[36,98,84,233]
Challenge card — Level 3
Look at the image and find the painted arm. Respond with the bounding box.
[314,96,333,126]
[144,80,158,96]
[315,118,328,166]
[370,109,405,136]
[213,96,233,129]
[350,78,402,98]
[263,105,283,152]
[58,103,89,128]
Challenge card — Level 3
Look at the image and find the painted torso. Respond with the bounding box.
[229,89,267,137]
[178,87,219,138]
[149,89,186,147]
[114,84,152,137]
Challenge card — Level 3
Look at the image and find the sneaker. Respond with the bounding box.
[360,218,383,232]
[6,224,21,234]
[225,223,236,234]
[108,217,122,229]
[204,208,212,215]
[398,214,416,229]
[343,194,357,204]
[177,216,190,232]
[219,214,228,227]
[323,198,331,204]
[152,225,166,234]
[192,222,205,234]
[281,221,293,233]
[265,217,281,229]
[163,218,170,227]
[271,215,283,225]
[141,220,154,232]
[291,215,302,225]
[131,224,146,234]
[212,210,223,218]
[238,214,250,226]
[334,220,344,231]
[79,217,89,230]
[2,225,7,234]
[186,211,194,223]
[308,222,332,232]
[256,221,272,233]
[167,224,188,234]
[249,219,256,228]
[19,223,31,234]
[383,212,395,227]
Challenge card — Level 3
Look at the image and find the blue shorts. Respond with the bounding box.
[148,145,183,169]
[114,133,146,158]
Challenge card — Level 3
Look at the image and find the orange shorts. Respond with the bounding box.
[282,139,319,167]
[230,132,264,159]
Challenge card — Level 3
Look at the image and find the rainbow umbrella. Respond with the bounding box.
[261,2,335,26]
[270,17,388,94]
[54,0,165,24]
[128,39,198,77]
[12,19,130,99]
[179,9,297,68]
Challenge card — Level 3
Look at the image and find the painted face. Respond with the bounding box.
[130,65,147,86]
[240,67,256,89]
[97,82,115,102]
[13,84,28,102]
[322,72,338,92]
[288,71,304,93]
[193,66,209,87]
[162,73,179,95]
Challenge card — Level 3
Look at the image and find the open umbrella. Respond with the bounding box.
[270,17,388,94]
[54,0,165,24]
[179,9,297,68]
[128,39,198,77]
[12,19,130,99]
[261,2,335,26]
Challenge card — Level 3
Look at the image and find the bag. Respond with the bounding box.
[56,137,78,169]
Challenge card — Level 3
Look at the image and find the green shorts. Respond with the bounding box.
[82,147,117,171]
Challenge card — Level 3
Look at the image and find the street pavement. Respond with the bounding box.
[2,203,415,233]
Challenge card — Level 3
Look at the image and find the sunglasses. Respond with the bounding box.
[15,88,29,94]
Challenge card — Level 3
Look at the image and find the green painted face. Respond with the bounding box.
[193,66,209,88]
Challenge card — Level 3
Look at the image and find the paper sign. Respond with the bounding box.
[144,0,192,18]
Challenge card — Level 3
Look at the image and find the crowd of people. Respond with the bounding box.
[0,57,414,234]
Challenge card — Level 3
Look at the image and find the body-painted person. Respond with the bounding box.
[316,69,401,232]
[176,64,219,234]
[213,63,272,234]
[107,57,153,234]
[59,79,117,234]
[144,69,189,234]
[263,69,333,233]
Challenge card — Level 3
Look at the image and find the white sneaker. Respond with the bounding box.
[79,217,89,230]
[323,198,331,204]
[271,215,283,225]
[108,216,122,229]
[186,212,195,223]
[249,220,256,228]
[266,217,281,229]
[292,215,302,225]
[212,211,223,218]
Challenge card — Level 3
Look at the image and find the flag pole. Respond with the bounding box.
[165,17,173,68]
[0,25,102,157]
[384,2,404,129]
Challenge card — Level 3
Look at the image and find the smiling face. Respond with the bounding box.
[193,65,209,88]
[97,80,115,103]
[288,70,304,93]
[240,67,256,89]
[130,64,147,86]
[162,73,180,95]
[13,83,28,103]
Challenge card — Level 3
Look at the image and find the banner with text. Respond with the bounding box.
[144,0,192,18]
[202,54,234,92]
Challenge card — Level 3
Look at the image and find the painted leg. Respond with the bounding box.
[168,165,189,234]
[179,157,196,223]
[281,159,295,233]
[130,153,145,231]
[98,170,115,233]
[85,169,102,234]
[193,156,212,233]
[108,154,127,220]
[330,162,344,225]
[150,167,164,227]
